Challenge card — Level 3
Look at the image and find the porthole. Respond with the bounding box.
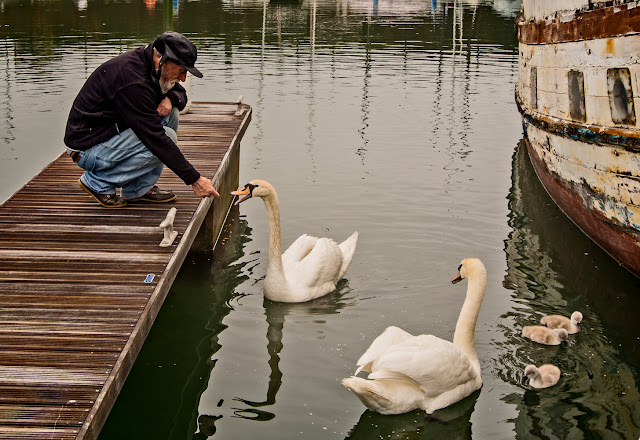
[608,68,636,125]
[568,70,586,122]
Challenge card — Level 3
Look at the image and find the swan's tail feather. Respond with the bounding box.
[338,231,359,279]
[355,361,373,375]
[342,377,392,411]
[343,375,426,415]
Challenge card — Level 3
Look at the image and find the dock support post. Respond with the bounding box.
[191,143,240,254]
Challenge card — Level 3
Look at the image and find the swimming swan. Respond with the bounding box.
[522,326,568,345]
[342,258,486,415]
[522,364,561,389]
[541,311,582,334]
[231,180,358,303]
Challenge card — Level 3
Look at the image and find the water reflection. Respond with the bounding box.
[7,1,632,439]
[98,208,253,440]
[0,0,519,204]
[0,39,15,151]
[73,0,87,11]
[345,390,479,440]
[358,20,371,165]
[228,283,354,422]
[499,141,640,439]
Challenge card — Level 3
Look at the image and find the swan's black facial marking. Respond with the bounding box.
[452,263,464,284]
[231,182,260,205]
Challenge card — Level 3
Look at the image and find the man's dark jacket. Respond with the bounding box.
[64,44,200,185]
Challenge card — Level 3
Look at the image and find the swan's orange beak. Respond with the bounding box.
[231,184,253,205]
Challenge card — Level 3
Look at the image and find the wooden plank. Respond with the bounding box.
[0,351,118,368]
[0,282,150,294]
[0,366,109,387]
[0,102,252,440]
[0,385,99,405]
[0,426,79,440]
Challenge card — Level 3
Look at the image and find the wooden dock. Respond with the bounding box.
[0,101,252,440]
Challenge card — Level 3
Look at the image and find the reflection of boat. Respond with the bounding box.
[505,140,640,366]
[499,142,640,439]
[515,0,640,278]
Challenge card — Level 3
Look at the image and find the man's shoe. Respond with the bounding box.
[78,179,127,208]
[130,186,177,203]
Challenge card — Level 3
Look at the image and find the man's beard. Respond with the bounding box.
[159,77,177,94]
[159,66,177,94]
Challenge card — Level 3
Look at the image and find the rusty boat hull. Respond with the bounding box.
[516,1,640,278]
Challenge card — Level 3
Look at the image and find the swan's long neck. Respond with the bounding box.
[262,192,284,277]
[453,272,486,363]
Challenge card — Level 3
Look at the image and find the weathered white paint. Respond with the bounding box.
[521,0,587,22]
[518,1,640,275]
[518,34,640,127]
[525,122,640,229]
[526,124,640,179]
[520,0,619,21]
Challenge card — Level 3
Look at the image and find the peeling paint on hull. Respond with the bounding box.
[517,1,640,278]
[518,2,640,45]
[524,136,640,277]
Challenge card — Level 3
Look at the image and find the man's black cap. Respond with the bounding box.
[153,31,203,78]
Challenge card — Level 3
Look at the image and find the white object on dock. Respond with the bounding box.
[159,207,178,247]
[235,95,244,115]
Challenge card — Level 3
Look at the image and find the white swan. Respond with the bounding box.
[342,258,487,415]
[522,326,568,345]
[541,311,583,334]
[231,180,358,303]
[523,364,561,389]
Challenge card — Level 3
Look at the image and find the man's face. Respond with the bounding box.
[159,59,188,94]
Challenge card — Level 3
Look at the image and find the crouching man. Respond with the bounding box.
[64,31,219,208]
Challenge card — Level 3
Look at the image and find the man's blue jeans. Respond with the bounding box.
[69,108,179,199]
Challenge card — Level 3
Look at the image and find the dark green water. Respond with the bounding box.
[1,1,639,439]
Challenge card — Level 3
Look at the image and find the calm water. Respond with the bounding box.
[1,1,640,439]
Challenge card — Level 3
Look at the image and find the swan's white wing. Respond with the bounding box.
[365,368,423,388]
[369,335,477,398]
[356,326,415,374]
[282,234,318,267]
[284,236,344,289]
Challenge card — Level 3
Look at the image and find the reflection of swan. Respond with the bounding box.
[342,258,486,415]
[523,364,561,389]
[344,390,479,440]
[231,299,285,422]
[522,326,568,345]
[232,286,353,421]
[541,311,582,334]
[231,180,358,302]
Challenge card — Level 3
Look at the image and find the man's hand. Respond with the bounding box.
[192,176,220,198]
[157,97,172,117]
